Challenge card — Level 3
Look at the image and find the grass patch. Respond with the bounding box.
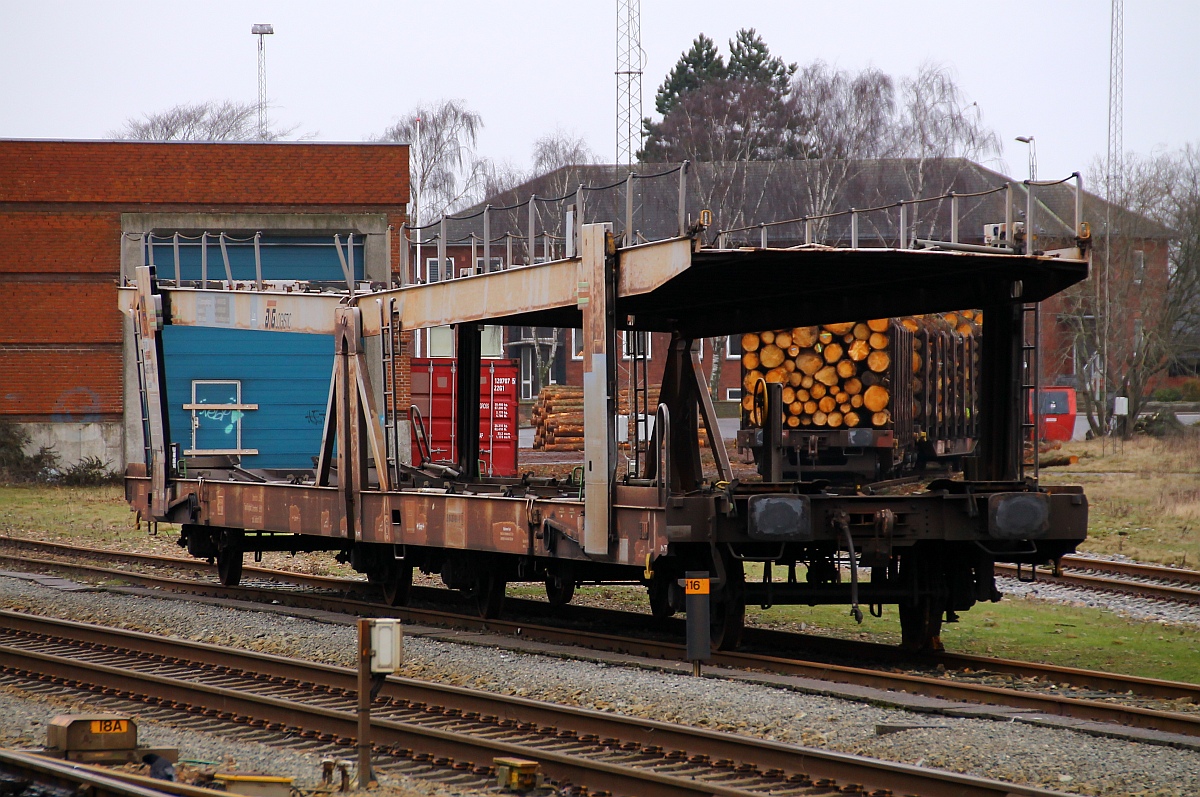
[0,484,142,545]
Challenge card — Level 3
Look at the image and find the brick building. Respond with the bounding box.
[1,139,409,469]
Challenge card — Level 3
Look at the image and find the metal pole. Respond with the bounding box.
[577,185,586,257]
[253,232,263,291]
[347,233,355,290]
[527,196,536,265]
[200,232,208,288]
[678,161,689,237]
[805,218,813,246]
[1005,183,1013,249]
[899,203,907,249]
[950,193,959,244]
[483,205,491,272]
[356,619,373,789]
[625,172,634,246]
[760,224,767,249]
[1073,172,1083,236]
[399,224,409,286]
[438,218,447,280]
[506,233,513,270]
[470,233,478,276]
[219,233,232,283]
[850,210,858,249]
[1025,181,1035,255]
[172,233,180,281]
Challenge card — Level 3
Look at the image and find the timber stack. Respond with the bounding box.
[532,385,708,451]
[741,313,981,437]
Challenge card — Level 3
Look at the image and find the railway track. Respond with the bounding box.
[3,537,1200,744]
[0,748,217,797]
[995,555,1200,604]
[0,610,1080,797]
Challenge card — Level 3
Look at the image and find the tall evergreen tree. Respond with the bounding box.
[727,28,795,98]
[654,34,726,116]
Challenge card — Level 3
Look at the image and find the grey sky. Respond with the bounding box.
[1,1,1195,192]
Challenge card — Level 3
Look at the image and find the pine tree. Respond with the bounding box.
[653,34,726,116]
[727,28,796,98]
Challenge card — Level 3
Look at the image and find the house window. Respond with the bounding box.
[481,325,503,358]
[427,326,454,357]
[1133,250,1145,284]
[571,329,584,360]
[726,388,742,401]
[476,257,505,273]
[424,256,454,283]
[726,334,743,359]
[622,331,651,360]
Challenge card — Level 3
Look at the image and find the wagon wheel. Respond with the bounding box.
[473,571,507,619]
[898,595,944,652]
[216,548,243,587]
[710,552,745,651]
[382,563,414,607]
[544,575,576,608]
[647,575,676,619]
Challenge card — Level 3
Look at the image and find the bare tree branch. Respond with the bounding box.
[110,100,297,141]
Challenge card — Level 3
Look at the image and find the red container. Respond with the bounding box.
[409,358,519,477]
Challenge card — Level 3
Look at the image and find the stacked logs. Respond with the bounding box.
[532,385,709,451]
[741,321,894,430]
[741,313,982,432]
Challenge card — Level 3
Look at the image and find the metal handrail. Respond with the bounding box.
[408,404,433,467]
[655,403,671,506]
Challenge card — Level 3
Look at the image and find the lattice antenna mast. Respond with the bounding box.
[615,0,643,171]
[252,24,274,141]
[1100,0,1122,439]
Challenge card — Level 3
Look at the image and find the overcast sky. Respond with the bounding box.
[2,1,1196,191]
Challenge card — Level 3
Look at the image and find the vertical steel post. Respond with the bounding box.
[399,224,409,286]
[625,172,635,246]
[470,234,478,276]
[850,211,859,249]
[760,224,767,249]
[805,218,813,246]
[1073,172,1083,236]
[200,232,208,288]
[483,205,491,272]
[218,233,233,283]
[527,196,537,265]
[677,161,689,237]
[172,233,180,281]
[357,618,372,789]
[506,233,513,270]
[577,185,586,258]
[899,203,908,249]
[1026,181,1035,255]
[685,571,711,675]
[253,232,263,291]
[438,218,447,279]
[950,193,959,244]
[146,234,155,267]
[348,234,356,294]
[1006,183,1013,250]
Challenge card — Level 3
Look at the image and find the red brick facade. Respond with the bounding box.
[1,140,409,425]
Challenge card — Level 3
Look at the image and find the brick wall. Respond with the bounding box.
[2,139,409,425]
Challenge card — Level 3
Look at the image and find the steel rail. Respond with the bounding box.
[0,611,1077,797]
[4,543,1200,716]
[1060,555,1200,586]
[0,749,213,797]
[995,561,1200,604]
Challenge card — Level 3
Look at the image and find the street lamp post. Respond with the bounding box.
[1015,135,1037,181]
[251,24,274,141]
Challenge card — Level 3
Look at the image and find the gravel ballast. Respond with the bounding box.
[2,574,1199,796]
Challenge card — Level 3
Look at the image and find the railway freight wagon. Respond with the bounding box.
[123,217,1091,654]
[737,314,980,481]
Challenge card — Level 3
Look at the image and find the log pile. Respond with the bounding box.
[740,321,895,429]
[532,385,709,451]
[741,312,982,432]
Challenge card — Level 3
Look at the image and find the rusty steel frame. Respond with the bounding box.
[124,225,1091,633]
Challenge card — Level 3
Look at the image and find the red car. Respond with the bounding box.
[1037,387,1077,442]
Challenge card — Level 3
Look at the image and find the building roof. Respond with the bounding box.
[427,158,1170,253]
